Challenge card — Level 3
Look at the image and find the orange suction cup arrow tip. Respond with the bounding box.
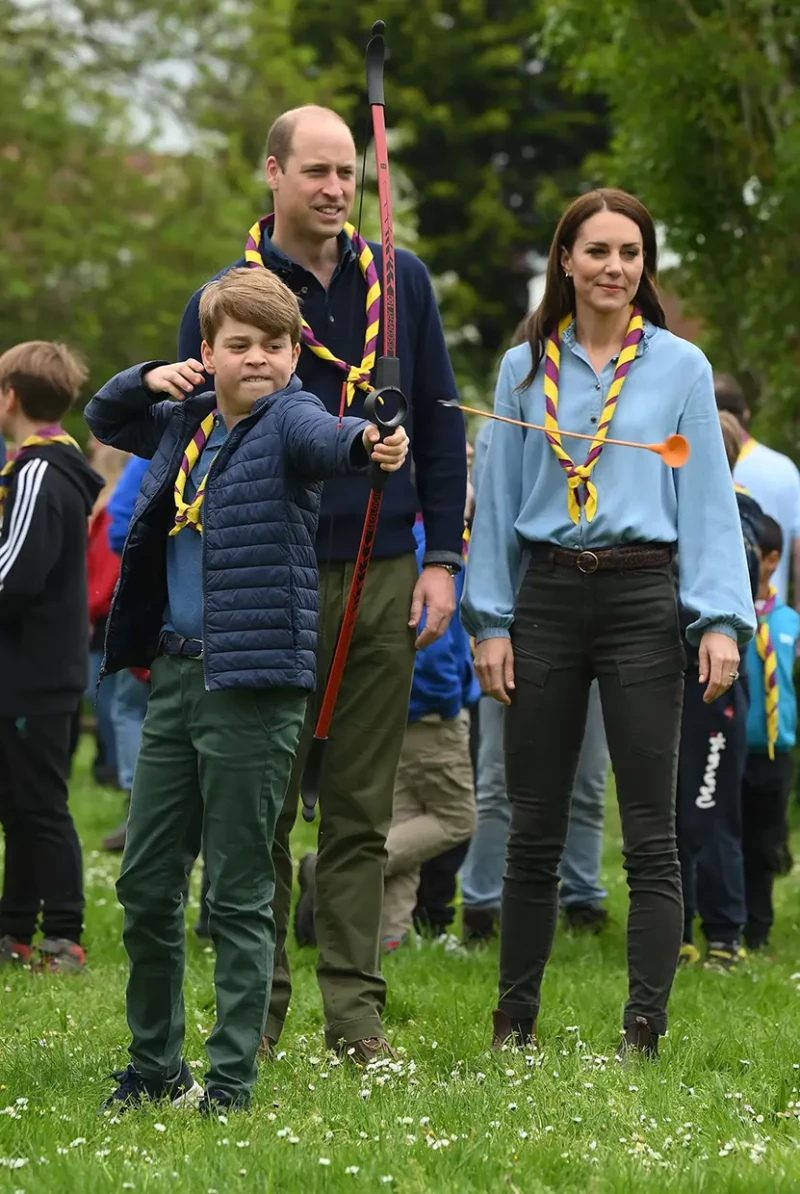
[653,434,690,468]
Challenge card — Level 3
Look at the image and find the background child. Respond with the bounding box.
[676,409,761,971]
[742,514,799,950]
[0,341,102,972]
[380,511,479,951]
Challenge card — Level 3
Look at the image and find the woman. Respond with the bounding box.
[461,188,755,1058]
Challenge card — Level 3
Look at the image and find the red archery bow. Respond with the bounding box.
[310,21,408,764]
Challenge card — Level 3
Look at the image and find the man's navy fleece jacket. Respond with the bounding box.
[178,225,466,569]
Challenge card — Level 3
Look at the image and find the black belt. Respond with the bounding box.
[530,543,672,574]
[158,632,203,659]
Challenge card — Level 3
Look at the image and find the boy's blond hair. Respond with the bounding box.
[0,341,88,422]
[719,409,743,472]
[199,268,303,347]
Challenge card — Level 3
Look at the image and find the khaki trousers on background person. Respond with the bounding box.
[381,708,476,944]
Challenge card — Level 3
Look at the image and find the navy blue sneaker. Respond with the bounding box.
[199,1087,250,1116]
[100,1060,202,1114]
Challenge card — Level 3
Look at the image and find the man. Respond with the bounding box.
[178,105,466,1061]
[715,373,800,607]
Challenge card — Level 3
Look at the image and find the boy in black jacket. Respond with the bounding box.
[0,341,102,972]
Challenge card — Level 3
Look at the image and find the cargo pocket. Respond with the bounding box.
[513,648,551,687]
[617,643,687,687]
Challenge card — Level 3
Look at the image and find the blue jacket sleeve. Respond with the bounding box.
[106,456,150,554]
[84,363,177,460]
[177,287,213,398]
[461,352,526,642]
[404,253,467,569]
[676,360,756,646]
[279,393,369,480]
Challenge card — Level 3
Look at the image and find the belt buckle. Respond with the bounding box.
[576,550,599,574]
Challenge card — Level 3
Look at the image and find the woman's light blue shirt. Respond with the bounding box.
[461,321,756,648]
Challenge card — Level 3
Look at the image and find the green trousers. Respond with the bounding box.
[266,553,418,1049]
[116,655,306,1099]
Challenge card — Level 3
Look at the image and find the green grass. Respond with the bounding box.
[2,743,800,1193]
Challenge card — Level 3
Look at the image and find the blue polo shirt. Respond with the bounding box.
[163,414,228,640]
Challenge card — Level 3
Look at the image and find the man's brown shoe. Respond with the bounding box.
[616,1015,659,1061]
[102,817,128,852]
[258,1035,276,1062]
[341,1037,397,1065]
[490,1009,536,1051]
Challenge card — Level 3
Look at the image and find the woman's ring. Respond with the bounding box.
[728,671,739,681]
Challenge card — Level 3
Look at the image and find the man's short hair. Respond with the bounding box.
[718,409,743,472]
[758,513,783,558]
[199,268,303,347]
[714,372,747,424]
[0,340,87,422]
[266,105,350,169]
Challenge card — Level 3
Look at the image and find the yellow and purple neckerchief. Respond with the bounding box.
[0,426,81,527]
[738,433,757,463]
[244,213,380,408]
[755,584,779,760]
[171,410,218,536]
[543,305,644,524]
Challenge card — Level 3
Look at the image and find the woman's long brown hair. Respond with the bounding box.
[518,189,667,390]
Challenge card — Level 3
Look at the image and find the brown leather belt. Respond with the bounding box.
[532,543,672,574]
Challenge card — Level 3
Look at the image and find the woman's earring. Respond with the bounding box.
[564,270,572,279]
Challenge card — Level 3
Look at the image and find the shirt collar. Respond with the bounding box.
[562,316,652,360]
[259,223,357,273]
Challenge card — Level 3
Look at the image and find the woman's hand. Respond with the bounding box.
[474,637,515,705]
[698,630,740,704]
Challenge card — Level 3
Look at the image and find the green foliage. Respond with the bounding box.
[291,0,608,400]
[542,0,800,450]
[1,0,606,426]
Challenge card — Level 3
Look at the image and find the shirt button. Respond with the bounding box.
[590,416,597,424]
[329,315,335,323]
[595,383,601,391]
[299,286,308,296]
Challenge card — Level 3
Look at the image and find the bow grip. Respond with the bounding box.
[363,354,408,492]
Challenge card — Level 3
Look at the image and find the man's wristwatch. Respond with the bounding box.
[428,563,460,577]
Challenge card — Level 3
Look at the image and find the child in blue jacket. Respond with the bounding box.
[381,516,479,948]
[85,267,408,1115]
[742,514,799,949]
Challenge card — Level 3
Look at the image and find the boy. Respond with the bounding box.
[0,341,102,972]
[742,514,799,950]
[676,410,761,971]
[84,267,408,1115]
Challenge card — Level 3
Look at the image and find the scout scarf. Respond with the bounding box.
[543,305,644,524]
[0,426,81,527]
[245,213,380,408]
[170,411,218,536]
[755,583,779,760]
[738,433,757,463]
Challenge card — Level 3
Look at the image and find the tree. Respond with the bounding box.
[0,0,322,410]
[541,0,800,449]
[289,0,608,399]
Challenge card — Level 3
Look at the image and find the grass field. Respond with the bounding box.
[1,742,800,1193]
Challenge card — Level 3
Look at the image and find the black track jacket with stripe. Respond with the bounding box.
[0,441,102,716]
